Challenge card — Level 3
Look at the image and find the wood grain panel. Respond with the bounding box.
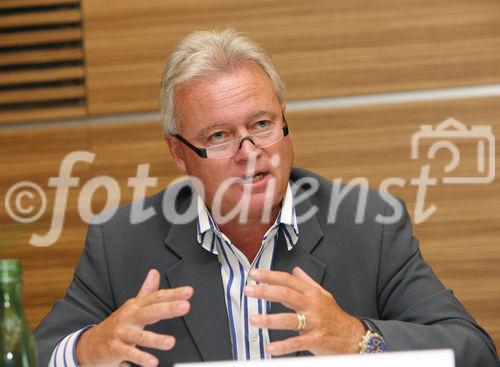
[0,85,84,104]
[82,0,500,115]
[0,0,86,126]
[0,0,78,9]
[0,66,83,85]
[1,96,498,350]
[0,48,83,66]
[0,9,80,28]
[0,28,81,48]
[0,104,85,124]
[0,124,91,328]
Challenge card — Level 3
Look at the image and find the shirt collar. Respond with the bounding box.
[196,183,299,253]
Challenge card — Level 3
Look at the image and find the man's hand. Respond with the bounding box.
[244,267,366,356]
[76,269,193,367]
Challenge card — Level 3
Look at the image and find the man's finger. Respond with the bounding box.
[120,328,176,351]
[115,342,159,367]
[134,300,191,325]
[137,269,161,297]
[135,286,193,308]
[249,312,308,331]
[266,334,314,356]
[249,269,312,296]
[244,284,305,311]
[292,267,323,291]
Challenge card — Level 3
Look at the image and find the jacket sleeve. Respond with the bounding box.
[369,201,499,367]
[34,222,115,367]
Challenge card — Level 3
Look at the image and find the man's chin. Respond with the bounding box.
[211,193,279,225]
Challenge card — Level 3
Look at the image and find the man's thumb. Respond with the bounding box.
[137,269,160,296]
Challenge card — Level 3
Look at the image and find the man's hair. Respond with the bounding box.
[159,28,286,134]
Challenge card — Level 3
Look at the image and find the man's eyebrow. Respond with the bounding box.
[196,122,228,140]
[250,110,277,121]
[195,110,278,139]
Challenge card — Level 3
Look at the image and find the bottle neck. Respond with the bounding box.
[1,280,24,318]
[0,259,25,319]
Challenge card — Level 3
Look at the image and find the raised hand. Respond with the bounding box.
[244,267,365,356]
[76,269,193,367]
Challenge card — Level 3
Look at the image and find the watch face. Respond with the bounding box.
[366,334,386,353]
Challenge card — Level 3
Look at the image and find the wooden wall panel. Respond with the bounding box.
[0,0,86,125]
[0,28,82,47]
[0,66,84,85]
[0,8,81,28]
[0,0,79,9]
[0,48,83,66]
[82,0,500,115]
[0,85,84,104]
[0,105,86,124]
[0,124,91,325]
[1,96,498,349]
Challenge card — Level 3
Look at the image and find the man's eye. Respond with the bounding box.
[255,120,270,129]
[209,131,226,142]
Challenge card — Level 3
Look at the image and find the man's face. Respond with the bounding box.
[167,62,294,222]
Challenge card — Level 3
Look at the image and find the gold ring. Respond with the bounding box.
[295,312,306,331]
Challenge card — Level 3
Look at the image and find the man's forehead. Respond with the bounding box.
[176,63,275,101]
[174,64,281,135]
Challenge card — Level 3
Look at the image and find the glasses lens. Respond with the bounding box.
[205,127,285,159]
[206,141,238,159]
[253,128,283,147]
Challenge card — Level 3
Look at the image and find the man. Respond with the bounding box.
[35,28,499,367]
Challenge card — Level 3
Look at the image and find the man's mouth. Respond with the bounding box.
[236,172,267,184]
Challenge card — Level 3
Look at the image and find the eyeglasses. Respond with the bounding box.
[171,113,289,159]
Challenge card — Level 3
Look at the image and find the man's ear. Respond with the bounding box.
[164,134,187,172]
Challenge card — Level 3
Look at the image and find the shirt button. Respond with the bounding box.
[250,335,258,343]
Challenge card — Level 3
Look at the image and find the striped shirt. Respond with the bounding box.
[48,326,91,367]
[49,183,298,365]
[196,182,299,360]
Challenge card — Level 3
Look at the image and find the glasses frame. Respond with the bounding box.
[171,112,289,159]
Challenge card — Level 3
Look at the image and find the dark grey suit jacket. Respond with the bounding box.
[35,168,499,367]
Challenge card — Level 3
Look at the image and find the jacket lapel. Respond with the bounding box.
[164,215,233,362]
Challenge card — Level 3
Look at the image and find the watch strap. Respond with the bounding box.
[359,317,383,336]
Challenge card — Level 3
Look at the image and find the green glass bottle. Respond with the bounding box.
[0,259,37,367]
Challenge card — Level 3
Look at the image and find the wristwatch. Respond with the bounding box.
[358,318,386,353]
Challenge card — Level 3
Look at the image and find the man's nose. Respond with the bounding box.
[234,136,261,161]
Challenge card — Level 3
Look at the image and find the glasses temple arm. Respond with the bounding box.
[171,134,208,158]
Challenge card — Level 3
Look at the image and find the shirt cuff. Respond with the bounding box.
[47,325,94,367]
